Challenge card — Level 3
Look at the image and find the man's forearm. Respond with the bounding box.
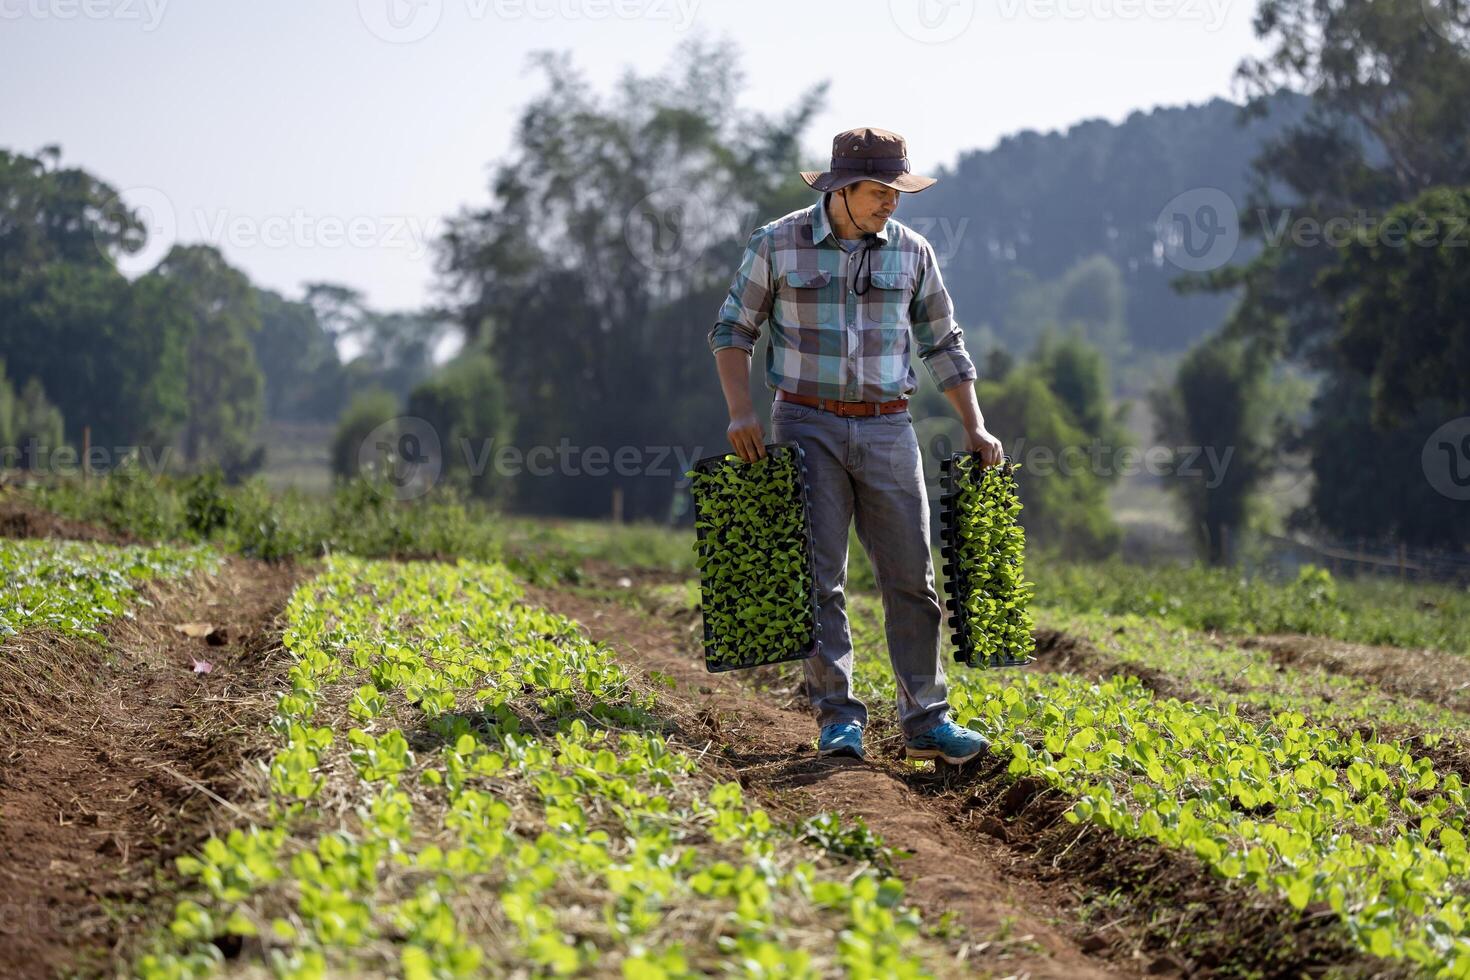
[715,347,755,418]
[942,381,984,431]
[942,380,1005,465]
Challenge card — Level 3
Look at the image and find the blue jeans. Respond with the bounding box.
[770,398,950,739]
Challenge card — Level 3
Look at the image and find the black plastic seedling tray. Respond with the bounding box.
[938,452,1035,669]
[690,442,820,673]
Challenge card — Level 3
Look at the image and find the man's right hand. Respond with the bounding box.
[727,411,767,463]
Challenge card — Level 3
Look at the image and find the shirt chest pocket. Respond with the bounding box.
[777,270,835,328]
[863,270,911,325]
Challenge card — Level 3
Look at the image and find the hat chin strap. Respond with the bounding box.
[840,190,881,296]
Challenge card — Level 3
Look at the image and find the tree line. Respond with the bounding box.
[4,2,1467,563]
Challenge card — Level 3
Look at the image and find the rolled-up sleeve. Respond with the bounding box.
[909,240,977,391]
[709,229,774,355]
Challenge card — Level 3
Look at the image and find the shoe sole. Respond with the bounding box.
[819,745,865,760]
[905,746,985,765]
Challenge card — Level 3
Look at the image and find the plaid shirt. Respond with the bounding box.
[708,194,977,402]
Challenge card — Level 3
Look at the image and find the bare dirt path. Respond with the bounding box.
[0,553,300,978]
[524,580,1133,980]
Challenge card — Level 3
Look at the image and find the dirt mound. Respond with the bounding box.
[0,491,134,545]
[0,556,300,978]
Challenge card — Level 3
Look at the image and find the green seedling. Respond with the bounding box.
[946,454,1035,668]
[688,446,816,671]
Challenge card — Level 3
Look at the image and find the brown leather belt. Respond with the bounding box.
[776,388,909,417]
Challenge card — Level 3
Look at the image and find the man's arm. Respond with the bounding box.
[942,381,1003,467]
[910,241,1003,466]
[709,230,775,463]
[716,348,766,463]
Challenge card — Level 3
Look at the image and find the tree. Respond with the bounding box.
[1187,0,1470,555]
[149,245,265,478]
[1322,186,1470,427]
[304,282,447,403]
[0,146,143,275]
[0,147,191,451]
[332,389,401,481]
[406,344,513,503]
[1299,372,1470,551]
[1207,0,1470,365]
[973,371,1120,557]
[920,96,1311,357]
[1150,334,1274,563]
[435,40,824,520]
[13,378,65,467]
[1031,326,1130,452]
[252,287,347,422]
[0,362,14,453]
[0,260,191,450]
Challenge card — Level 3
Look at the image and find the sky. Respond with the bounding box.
[1,0,1266,312]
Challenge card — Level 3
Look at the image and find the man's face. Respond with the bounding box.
[840,180,900,232]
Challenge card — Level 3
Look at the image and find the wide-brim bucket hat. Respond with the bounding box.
[800,127,937,194]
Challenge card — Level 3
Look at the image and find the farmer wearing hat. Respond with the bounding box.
[708,127,1003,764]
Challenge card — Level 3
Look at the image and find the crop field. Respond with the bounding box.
[2,483,1468,978]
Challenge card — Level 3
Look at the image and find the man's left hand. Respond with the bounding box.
[965,427,1004,468]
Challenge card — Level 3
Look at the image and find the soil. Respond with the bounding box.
[529,571,1412,979]
[0,491,135,546]
[528,580,1136,979]
[0,551,300,978]
[1227,632,1470,716]
[0,487,1424,978]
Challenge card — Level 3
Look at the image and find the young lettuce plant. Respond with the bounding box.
[942,454,1035,668]
[688,445,817,672]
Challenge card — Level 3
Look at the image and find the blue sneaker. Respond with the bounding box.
[818,722,865,760]
[905,721,989,765]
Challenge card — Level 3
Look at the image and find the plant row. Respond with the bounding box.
[0,537,215,638]
[138,556,952,978]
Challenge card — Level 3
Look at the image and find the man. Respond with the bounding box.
[708,126,1004,765]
